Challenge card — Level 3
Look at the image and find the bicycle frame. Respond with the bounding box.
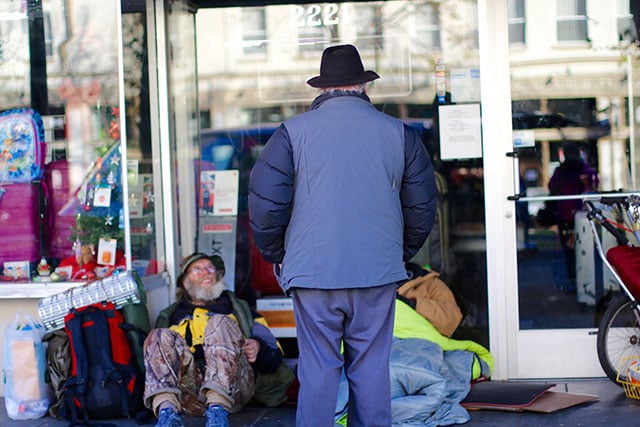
[585,196,640,299]
[585,195,640,383]
[587,206,637,304]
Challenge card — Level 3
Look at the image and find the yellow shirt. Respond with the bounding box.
[169,307,239,353]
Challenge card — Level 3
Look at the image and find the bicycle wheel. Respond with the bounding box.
[596,293,640,384]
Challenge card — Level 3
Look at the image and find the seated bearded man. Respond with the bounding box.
[143,253,293,427]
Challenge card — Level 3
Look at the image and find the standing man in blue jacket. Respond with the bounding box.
[249,44,437,427]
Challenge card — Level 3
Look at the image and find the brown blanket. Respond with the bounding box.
[397,271,463,337]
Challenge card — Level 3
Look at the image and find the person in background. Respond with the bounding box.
[249,44,437,427]
[143,253,294,427]
[548,142,599,291]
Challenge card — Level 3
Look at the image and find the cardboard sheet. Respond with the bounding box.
[521,391,599,413]
[462,381,554,408]
[461,380,599,413]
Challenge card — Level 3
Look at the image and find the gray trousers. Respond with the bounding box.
[292,285,396,427]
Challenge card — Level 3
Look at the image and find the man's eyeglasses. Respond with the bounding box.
[188,265,217,275]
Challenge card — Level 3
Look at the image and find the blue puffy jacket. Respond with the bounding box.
[249,91,437,293]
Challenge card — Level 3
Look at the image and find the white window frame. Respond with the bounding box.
[415,3,441,50]
[617,0,638,43]
[242,7,267,55]
[508,0,526,45]
[556,0,588,42]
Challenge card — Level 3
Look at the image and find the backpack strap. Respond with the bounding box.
[65,312,88,392]
[63,310,90,425]
[95,304,131,418]
[62,388,86,426]
[93,307,123,384]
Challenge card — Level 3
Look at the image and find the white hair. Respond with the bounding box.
[321,83,367,94]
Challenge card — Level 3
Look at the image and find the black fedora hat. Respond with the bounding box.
[307,44,380,88]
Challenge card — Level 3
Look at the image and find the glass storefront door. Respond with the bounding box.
[505,0,640,378]
[194,0,490,344]
[150,0,640,378]
[180,0,640,379]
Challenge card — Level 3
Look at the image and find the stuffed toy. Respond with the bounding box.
[58,244,98,280]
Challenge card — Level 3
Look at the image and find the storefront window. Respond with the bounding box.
[0,0,158,284]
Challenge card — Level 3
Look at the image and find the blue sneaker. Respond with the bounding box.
[156,407,184,427]
[205,404,230,427]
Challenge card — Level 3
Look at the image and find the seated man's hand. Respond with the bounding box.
[244,338,261,363]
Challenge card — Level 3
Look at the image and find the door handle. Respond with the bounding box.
[506,151,525,201]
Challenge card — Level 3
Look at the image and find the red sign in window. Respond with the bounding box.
[203,224,233,233]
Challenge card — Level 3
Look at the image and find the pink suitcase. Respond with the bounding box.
[44,160,76,261]
[0,182,46,266]
[0,108,46,182]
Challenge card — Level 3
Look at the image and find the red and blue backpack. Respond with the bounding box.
[60,301,147,425]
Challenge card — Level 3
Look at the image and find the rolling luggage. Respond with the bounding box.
[44,160,75,261]
[0,108,48,275]
[0,182,47,268]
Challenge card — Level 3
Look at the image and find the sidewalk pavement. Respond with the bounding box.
[2,378,639,426]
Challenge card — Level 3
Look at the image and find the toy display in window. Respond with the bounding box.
[54,242,126,281]
[60,109,127,281]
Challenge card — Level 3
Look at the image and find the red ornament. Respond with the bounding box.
[109,121,120,140]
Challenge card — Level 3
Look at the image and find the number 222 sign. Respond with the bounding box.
[292,4,339,27]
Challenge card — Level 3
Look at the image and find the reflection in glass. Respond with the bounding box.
[242,8,267,55]
[556,0,587,42]
[196,1,487,345]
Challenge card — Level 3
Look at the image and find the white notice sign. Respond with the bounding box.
[213,170,239,216]
[439,104,482,160]
[513,129,536,148]
[450,68,481,103]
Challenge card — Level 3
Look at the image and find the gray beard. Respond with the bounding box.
[186,278,226,302]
